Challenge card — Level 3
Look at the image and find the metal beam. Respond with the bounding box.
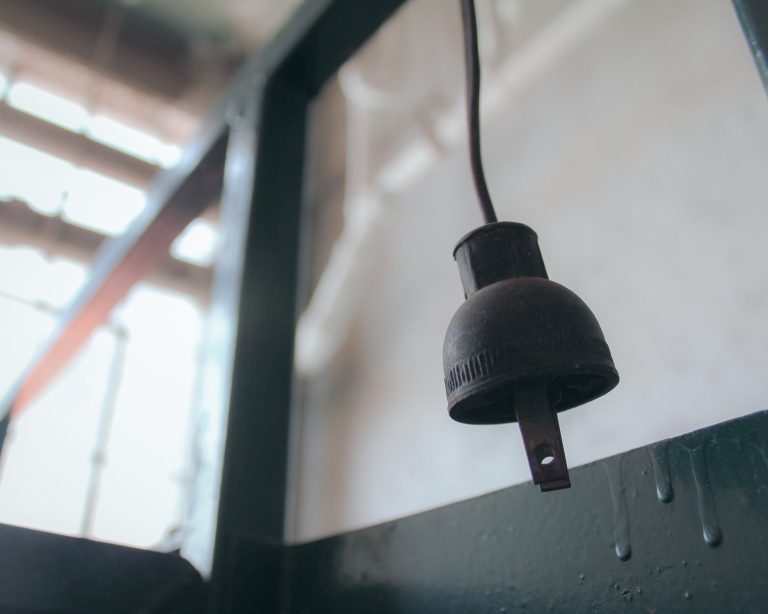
[0,0,408,436]
[174,1,408,609]
[0,103,159,188]
[0,0,407,606]
[0,199,212,304]
[0,119,225,419]
[0,0,388,424]
[733,0,768,94]
[202,77,304,614]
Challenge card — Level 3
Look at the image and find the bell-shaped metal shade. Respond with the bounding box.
[442,222,619,491]
[444,276,618,424]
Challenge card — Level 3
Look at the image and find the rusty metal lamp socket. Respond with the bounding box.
[443,222,619,491]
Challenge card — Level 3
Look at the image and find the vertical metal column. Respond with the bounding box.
[203,73,310,612]
[194,3,408,610]
[733,0,768,94]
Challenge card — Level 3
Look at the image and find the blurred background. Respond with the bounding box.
[0,0,766,574]
[0,0,301,550]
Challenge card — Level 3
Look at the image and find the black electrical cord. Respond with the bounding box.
[460,0,498,224]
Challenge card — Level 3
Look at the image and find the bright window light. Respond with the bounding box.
[0,245,49,303]
[114,282,204,349]
[0,137,72,215]
[62,169,146,236]
[171,219,219,267]
[42,257,89,309]
[157,143,182,169]
[0,73,8,99]
[0,248,87,309]
[7,81,89,132]
[88,115,181,168]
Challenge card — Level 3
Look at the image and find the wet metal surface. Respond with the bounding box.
[285,410,768,612]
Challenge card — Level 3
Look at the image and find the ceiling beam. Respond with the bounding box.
[0,4,205,143]
[0,199,212,305]
[0,103,159,188]
[0,0,191,99]
[2,120,225,417]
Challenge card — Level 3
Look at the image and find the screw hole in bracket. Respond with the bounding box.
[535,444,556,466]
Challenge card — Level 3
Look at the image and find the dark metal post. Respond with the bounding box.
[733,0,768,94]
[194,2,407,610]
[203,73,308,611]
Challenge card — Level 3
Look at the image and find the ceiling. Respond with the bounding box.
[64,0,306,54]
[0,0,306,121]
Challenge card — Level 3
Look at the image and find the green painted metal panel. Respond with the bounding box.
[284,410,768,612]
[0,523,204,613]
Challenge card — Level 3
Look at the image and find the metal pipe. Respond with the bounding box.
[79,325,128,537]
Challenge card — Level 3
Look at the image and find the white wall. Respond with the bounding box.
[289,0,768,542]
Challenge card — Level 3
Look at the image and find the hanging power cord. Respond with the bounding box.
[460,0,498,224]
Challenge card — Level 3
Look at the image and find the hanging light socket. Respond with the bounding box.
[443,222,619,491]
